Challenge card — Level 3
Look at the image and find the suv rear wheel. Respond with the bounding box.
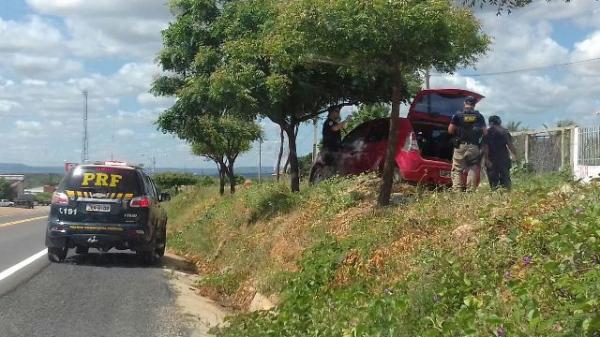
[48,247,67,263]
[155,226,167,258]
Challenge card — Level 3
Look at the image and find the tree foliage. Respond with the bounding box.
[154,0,404,193]
[0,178,15,200]
[152,172,202,192]
[189,116,262,195]
[272,0,490,205]
[344,103,391,136]
[506,120,526,132]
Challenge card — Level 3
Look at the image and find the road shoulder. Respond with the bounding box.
[163,254,229,337]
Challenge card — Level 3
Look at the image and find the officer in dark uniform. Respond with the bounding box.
[322,106,347,152]
[483,115,518,190]
[321,106,351,165]
[448,96,487,191]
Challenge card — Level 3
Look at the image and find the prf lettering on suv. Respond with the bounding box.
[45,161,170,264]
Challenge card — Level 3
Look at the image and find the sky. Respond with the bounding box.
[0,0,600,169]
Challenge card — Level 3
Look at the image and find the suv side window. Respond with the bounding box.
[141,172,157,199]
[148,177,160,198]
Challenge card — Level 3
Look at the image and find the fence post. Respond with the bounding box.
[572,127,579,180]
[524,134,529,164]
[560,129,565,170]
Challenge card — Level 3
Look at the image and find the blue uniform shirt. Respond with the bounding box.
[450,109,486,145]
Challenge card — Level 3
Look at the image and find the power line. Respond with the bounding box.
[431,56,600,77]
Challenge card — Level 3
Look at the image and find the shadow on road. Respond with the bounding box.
[62,252,194,272]
[64,252,160,269]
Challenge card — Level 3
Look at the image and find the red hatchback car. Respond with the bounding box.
[309,88,484,186]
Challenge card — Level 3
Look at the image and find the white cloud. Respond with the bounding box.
[137,92,174,108]
[0,16,64,54]
[26,0,171,59]
[570,31,600,75]
[15,120,42,131]
[0,99,21,112]
[116,128,134,136]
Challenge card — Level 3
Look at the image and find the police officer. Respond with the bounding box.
[448,96,486,191]
[483,115,518,190]
[322,105,348,152]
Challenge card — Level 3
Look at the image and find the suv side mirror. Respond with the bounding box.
[159,193,171,202]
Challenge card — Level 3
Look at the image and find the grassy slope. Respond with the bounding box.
[166,174,599,337]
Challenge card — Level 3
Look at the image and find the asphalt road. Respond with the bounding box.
[0,207,191,337]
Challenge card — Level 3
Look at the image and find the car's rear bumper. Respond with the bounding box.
[45,221,151,251]
[397,151,453,186]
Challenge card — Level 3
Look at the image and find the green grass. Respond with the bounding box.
[166,173,599,337]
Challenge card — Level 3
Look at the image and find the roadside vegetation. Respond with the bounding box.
[166,172,599,337]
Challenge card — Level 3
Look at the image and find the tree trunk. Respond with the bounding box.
[378,76,403,206]
[282,125,298,174]
[227,162,236,194]
[284,125,300,192]
[218,163,226,196]
[276,126,284,182]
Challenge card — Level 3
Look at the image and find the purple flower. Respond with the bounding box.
[523,256,533,266]
[497,325,506,337]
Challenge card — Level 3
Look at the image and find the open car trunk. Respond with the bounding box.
[411,121,454,162]
[407,89,484,163]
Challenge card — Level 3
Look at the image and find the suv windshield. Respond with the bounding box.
[61,166,142,194]
[413,93,469,117]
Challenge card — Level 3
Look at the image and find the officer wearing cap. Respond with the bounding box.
[483,115,518,190]
[448,96,486,191]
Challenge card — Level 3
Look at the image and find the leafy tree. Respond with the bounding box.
[153,0,397,193]
[190,116,262,195]
[344,103,391,136]
[273,0,490,205]
[557,119,577,128]
[506,120,525,132]
[152,172,200,192]
[34,192,52,205]
[297,153,314,179]
[0,178,15,200]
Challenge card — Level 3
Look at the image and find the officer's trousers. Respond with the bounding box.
[451,143,481,191]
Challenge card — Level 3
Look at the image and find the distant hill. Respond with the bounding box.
[0,163,274,177]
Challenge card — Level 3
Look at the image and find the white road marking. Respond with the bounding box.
[0,216,47,229]
[0,249,48,282]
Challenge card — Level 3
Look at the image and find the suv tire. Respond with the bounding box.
[48,247,67,263]
[155,226,167,258]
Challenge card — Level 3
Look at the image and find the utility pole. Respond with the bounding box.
[82,90,89,163]
[425,70,431,89]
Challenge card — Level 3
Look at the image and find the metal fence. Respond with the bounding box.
[578,126,600,166]
[511,126,574,174]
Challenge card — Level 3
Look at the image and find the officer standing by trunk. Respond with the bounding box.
[483,115,518,190]
[448,96,486,191]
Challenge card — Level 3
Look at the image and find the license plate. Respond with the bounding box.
[440,170,451,178]
[86,204,111,213]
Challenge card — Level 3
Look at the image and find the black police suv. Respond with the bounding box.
[45,162,169,264]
